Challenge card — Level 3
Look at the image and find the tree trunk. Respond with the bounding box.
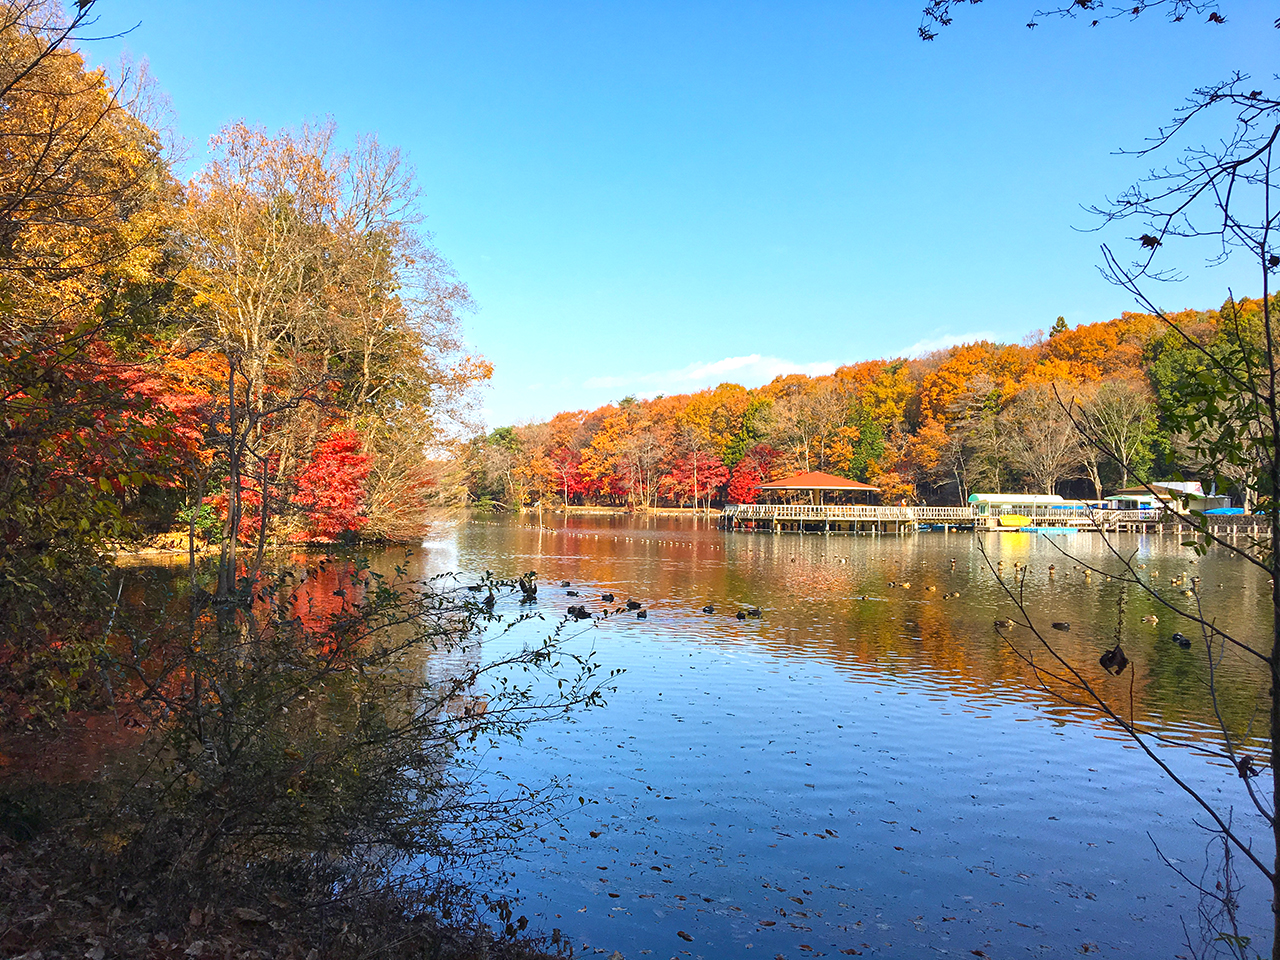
[217,358,241,600]
[1085,458,1102,500]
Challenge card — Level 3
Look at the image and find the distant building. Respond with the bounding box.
[1105,482,1231,513]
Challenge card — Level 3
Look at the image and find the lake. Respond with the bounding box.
[404,513,1274,959]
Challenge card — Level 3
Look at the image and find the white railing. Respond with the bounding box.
[911,506,980,520]
[719,503,1174,525]
[721,504,918,521]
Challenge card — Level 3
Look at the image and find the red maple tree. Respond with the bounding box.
[293,431,372,540]
[726,445,779,504]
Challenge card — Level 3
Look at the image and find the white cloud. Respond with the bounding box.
[899,331,997,358]
[582,354,839,393]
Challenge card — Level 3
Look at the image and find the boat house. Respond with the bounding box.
[1105,482,1231,514]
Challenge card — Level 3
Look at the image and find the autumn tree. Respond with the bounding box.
[669,391,721,510]
[292,430,372,539]
[0,2,173,333]
[704,382,753,461]
[917,342,1002,427]
[764,378,847,474]
[623,424,671,508]
[544,409,591,506]
[1075,378,1158,496]
[914,370,1007,500]
[1000,382,1084,495]
[179,121,487,563]
[0,0,187,716]
[826,403,885,482]
[721,394,772,496]
[328,135,486,536]
[578,404,633,505]
[549,445,586,506]
[725,443,778,503]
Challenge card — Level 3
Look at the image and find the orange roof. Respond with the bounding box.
[757,471,880,491]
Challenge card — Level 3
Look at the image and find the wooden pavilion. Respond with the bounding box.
[716,470,891,534]
[756,470,880,506]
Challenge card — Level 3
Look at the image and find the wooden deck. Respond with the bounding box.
[718,503,1266,537]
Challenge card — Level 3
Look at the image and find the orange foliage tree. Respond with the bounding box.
[462,309,1210,507]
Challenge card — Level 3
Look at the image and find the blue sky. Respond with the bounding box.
[91,2,1277,429]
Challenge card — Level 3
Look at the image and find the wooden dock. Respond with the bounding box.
[718,503,1265,537]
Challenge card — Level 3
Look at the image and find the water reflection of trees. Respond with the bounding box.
[54,548,618,922]
[457,519,1271,752]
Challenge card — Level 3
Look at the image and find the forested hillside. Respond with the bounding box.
[463,299,1275,509]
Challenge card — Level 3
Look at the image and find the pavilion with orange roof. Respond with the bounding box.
[756,470,880,507]
[717,469,895,534]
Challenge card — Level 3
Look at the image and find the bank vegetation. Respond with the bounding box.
[0,4,602,958]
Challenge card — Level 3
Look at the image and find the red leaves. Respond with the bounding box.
[726,446,778,504]
[293,431,373,540]
[550,446,590,504]
[658,453,729,507]
[1,338,196,499]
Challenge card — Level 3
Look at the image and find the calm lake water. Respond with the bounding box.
[405,514,1274,960]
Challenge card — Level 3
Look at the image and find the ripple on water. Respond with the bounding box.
[408,517,1272,958]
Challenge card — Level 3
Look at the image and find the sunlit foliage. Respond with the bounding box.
[465,298,1275,509]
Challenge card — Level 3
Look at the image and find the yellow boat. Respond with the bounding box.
[999,514,1031,527]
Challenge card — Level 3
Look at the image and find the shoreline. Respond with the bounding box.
[514,505,721,518]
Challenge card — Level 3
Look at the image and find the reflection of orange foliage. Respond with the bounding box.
[0,711,148,784]
[487,520,1265,748]
[285,559,370,659]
